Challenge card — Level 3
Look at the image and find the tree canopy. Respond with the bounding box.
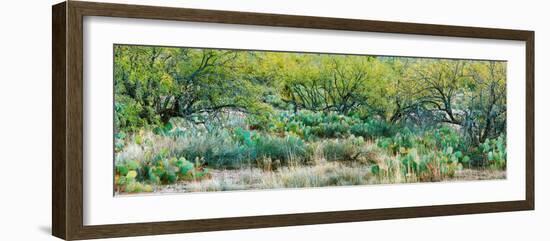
[114,45,506,143]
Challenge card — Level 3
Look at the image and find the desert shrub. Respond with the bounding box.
[233,127,254,146]
[234,128,310,165]
[322,136,365,162]
[375,128,415,154]
[365,118,395,137]
[367,148,459,183]
[350,118,395,139]
[171,127,311,168]
[253,134,308,165]
[246,112,273,131]
[371,125,473,181]
[152,121,175,136]
[115,150,211,193]
[375,125,470,165]
[422,127,471,166]
[349,123,368,138]
[376,137,392,152]
[478,135,507,169]
[392,128,414,151]
[114,110,505,193]
[312,122,348,138]
[293,110,324,127]
[115,159,152,193]
[116,169,154,193]
[174,128,252,168]
[114,132,126,153]
[273,111,360,139]
[430,127,465,151]
[262,110,402,141]
[399,148,418,176]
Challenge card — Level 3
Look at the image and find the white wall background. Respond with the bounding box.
[0,0,547,240]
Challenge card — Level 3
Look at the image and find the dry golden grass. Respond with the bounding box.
[116,131,506,195]
[151,162,505,194]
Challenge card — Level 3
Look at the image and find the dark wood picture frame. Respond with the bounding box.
[52,1,535,240]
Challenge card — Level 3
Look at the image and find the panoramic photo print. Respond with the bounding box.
[113,44,507,195]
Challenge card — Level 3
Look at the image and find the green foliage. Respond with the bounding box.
[113,45,508,193]
[375,128,415,155]
[371,125,477,180]
[312,122,349,138]
[180,130,249,168]
[115,168,154,193]
[323,137,365,162]
[371,164,380,175]
[350,118,395,139]
[114,132,126,152]
[479,135,507,169]
[263,111,398,141]
[252,134,308,165]
[144,126,311,169]
[114,97,156,132]
[153,122,173,136]
[115,156,211,193]
[115,45,507,144]
[176,158,195,176]
[116,165,128,177]
[114,45,266,131]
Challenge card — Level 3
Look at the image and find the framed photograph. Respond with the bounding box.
[52,1,534,240]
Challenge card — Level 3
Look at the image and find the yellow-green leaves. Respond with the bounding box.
[126,170,137,180]
[159,73,173,93]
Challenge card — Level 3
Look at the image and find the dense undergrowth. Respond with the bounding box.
[115,111,506,193]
